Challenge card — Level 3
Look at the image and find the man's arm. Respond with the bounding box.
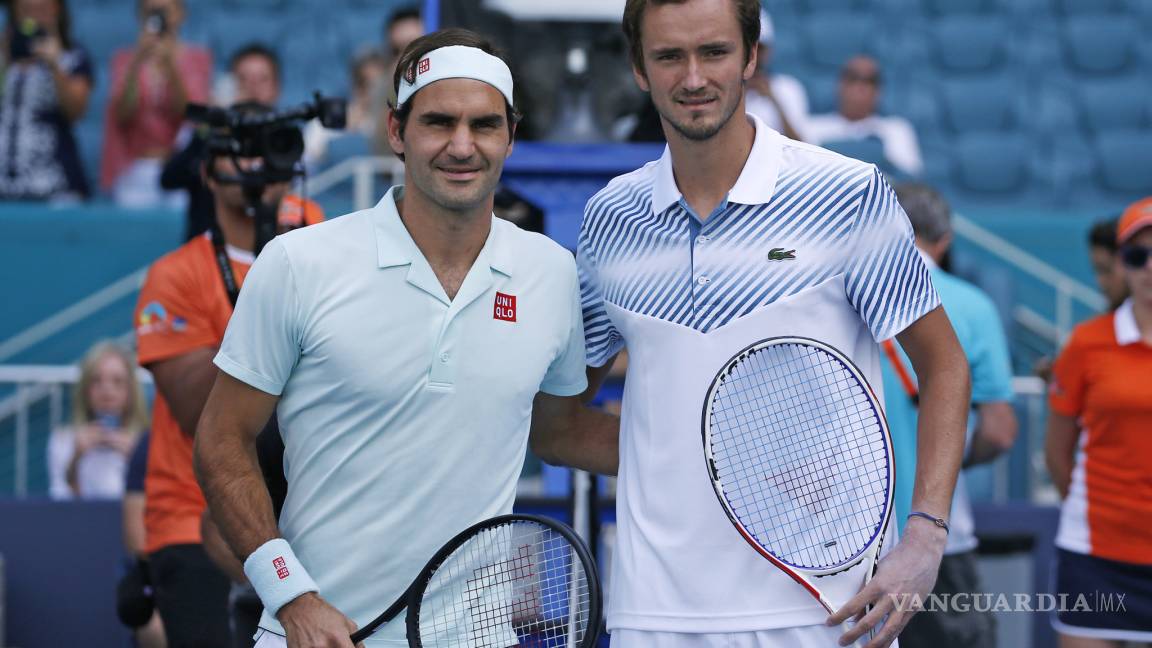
[830,306,970,647]
[529,360,621,476]
[195,371,358,647]
[964,401,1018,468]
[147,347,218,437]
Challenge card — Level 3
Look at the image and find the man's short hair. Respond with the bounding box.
[389,29,520,139]
[894,183,952,244]
[386,5,421,32]
[622,0,761,75]
[229,43,281,83]
[1089,217,1120,252]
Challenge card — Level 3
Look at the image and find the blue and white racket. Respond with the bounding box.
[702,337,894,614]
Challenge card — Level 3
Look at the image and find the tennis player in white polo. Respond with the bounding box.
[193,30,618,648]
[575,1,972,647]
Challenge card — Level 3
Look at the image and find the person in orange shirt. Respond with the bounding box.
[134,104,323,648]
[1046,196,1152,648]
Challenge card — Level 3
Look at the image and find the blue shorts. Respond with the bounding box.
[1052,548,1152,642]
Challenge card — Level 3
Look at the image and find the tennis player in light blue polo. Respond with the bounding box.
[193,30,618,648]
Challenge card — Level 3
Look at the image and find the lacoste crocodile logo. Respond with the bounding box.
[767,247,797,261]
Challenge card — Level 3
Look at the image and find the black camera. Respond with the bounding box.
[143,9,168,35]
[187,93,347,186]
[9,18,46,61]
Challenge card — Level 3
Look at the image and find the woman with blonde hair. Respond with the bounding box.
[48,340,149,499]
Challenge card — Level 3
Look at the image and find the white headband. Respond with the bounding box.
[396,45,515,109]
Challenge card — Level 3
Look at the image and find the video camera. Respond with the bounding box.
[186,93,347,187]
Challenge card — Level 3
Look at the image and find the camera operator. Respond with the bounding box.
[133,101,326,648]
[102,0,211,208]
[0,0,93,201]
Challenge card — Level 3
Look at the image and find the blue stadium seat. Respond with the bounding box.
[800,72,840,115]
[1053,0,1127,14]
[1061,17,1139,75]
[800,12,878,71]
[795,0,868,11]
[1093,129,1152,196]
[1076,78,1151,134]
[921,0,996,14]
[821,137,888,168]
[952,132,1032,196]
[929,16,1009,74]
[71,4,137,63]
[939,78,1021,132]
[321,133,372,168]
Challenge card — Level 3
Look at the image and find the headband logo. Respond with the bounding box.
[404,64,417,85]
[418,58,431,75]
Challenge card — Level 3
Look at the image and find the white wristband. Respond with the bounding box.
[243,538,319,618]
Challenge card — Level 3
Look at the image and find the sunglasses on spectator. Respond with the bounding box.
[1120,244,1152,269]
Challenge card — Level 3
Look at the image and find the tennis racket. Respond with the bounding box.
[350,514,602,647]
[702,336,894,616]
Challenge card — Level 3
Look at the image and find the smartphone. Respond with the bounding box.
[143,9,168,36]
[9,18,46,61]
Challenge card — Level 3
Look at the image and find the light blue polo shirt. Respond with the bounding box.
[880,252,1014,555]
[215,186,587,645]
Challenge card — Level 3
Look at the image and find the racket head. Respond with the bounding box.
[702,336,895,577]
[405,514,602,648]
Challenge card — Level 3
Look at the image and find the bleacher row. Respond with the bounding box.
[66,0,1152,210]
[767,0,1152,207]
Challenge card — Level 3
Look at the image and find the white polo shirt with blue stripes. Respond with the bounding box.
[578,115,940,633]
[215,187,588,645]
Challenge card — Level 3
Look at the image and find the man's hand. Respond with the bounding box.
[827,520,946,647]
[278,593,360,648]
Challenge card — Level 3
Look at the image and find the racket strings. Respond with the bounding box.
[710,343,890,570]
[417,521,592,647]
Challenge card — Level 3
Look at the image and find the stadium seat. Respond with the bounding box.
[939,78,1021,133]
[1076,78,1151,134]
[322,133,373,168]
[800,72,840,115]
[1053,0,1127,14]
[1093,129,1152,195]
[929,16,1009,74]
[1061,17,1139,75]
[952,132,1032,196]
[821,137,888,168]
[795,0,868,11]
[800,12,878,71]
[921,0,995,15]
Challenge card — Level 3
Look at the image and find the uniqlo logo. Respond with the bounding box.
[273,556,290,580]
[418,58,430,75]
[494,292,517,322]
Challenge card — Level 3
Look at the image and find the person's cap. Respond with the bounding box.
[396,45,514,109]
[1118,197,1152,244]
[759,9,775,46]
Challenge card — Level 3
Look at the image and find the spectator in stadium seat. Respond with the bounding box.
[160,44,317,242]
[303,49,387,167]
[101,0,211,208]
[806,55,923,177]
[0,0,93,201]
[47,341,149,500]
[880,184,1017,648]
[1046,197,1152,648]
[744,8,808,142]
[134,103,324,648]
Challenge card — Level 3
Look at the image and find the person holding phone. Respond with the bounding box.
[101,0,211,208]
[47,342,150,500]
[0,0,93,201]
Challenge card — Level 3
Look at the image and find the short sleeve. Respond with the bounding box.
[540,261,590,397]
[214,238,303,396]
[844,168,940,342]
[135,255,221,366]
[61,46,94,81]
[1049,332,1088,418]
[577,217,625,367]
[125,433,150,493]
[966,295,1014,403]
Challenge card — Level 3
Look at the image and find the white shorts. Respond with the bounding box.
[609,626,896,648]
